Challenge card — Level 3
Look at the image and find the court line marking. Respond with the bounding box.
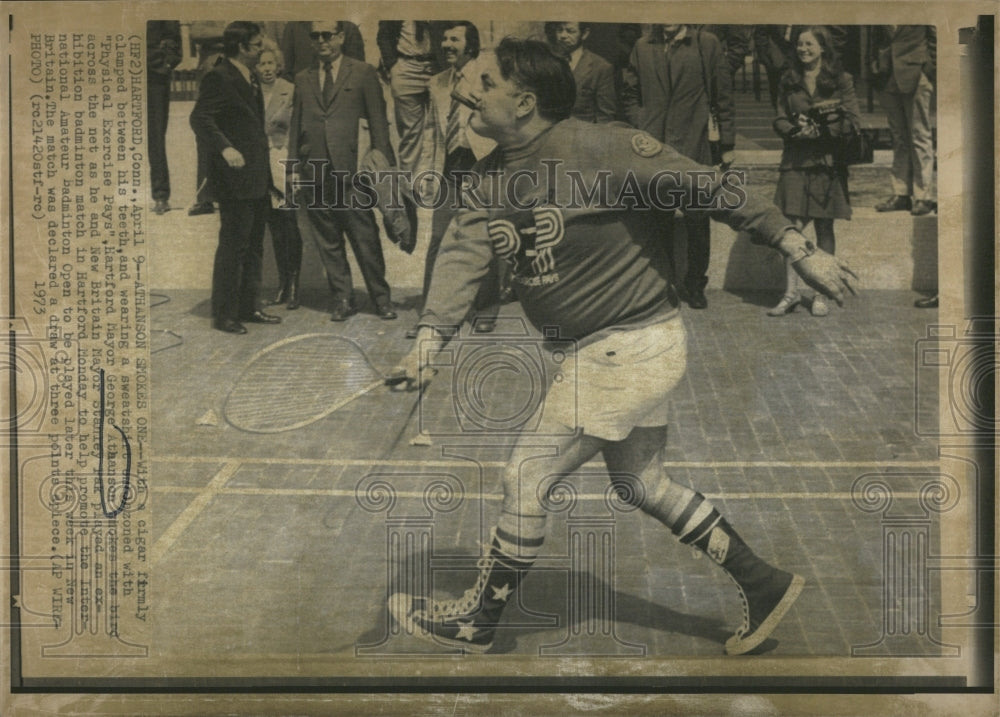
[148,457,940,563]
[149,461,241,565]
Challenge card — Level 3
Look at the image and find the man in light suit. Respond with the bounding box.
[544,22,616,124]
[288,21,398,321]
[871,25,937,216]
[377,21,440,174]
[190,21,282,334]
[406,20,498,338]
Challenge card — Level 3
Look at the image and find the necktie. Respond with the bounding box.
[445,72,463,155]
[250,73,262,105]
[323,60,335,107]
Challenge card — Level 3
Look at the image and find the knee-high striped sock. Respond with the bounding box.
[494,509,546,563]
[640,481,748,566]
[671,493,723,550]
[641,480,708,535]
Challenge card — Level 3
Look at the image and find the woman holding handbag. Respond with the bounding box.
[768,26,860,317]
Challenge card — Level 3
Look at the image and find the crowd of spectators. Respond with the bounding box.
[152,21,938,332]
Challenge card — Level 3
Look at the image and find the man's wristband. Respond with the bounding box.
[788,240,817,264]
[777,230,817,264]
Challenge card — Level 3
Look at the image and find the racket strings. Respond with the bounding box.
[224,335,388,433]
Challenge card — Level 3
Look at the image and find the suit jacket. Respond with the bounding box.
[189,59,271,201]
[571,49,616,124]
[622,28,734,164]
[289,56,395,179]
[872,25,936,93]
[427,66,496,175]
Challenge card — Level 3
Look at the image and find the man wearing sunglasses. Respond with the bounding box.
[288,21,398,322]
[280,20,366,79]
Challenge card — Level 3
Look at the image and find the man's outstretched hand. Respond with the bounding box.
[794,250,859,306]
[779,230,859,306]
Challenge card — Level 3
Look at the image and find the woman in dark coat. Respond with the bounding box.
[769,26,860,317]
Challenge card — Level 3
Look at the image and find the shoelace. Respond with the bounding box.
[723,571,751,638]
[430,543,494,618]
[692,544,751,638]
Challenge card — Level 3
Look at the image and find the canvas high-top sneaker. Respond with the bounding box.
[388,541,531,653]
[686,518,805,655]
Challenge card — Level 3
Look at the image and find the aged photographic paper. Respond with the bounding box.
[1,2,995,714]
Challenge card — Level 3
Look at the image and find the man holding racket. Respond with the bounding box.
[389,38,858,655]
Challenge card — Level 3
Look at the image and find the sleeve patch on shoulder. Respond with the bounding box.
[630,132,663,158]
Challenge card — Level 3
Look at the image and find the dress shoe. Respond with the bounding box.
[285,272,300,310]
[685,287,708,309]
[213,318,247,334]
[405,326,419,340]
[875,195,912,212]
[914,294,938,309]
[767,293,801,316]
[329,300,356,322]
[376,304,398,320]
[188,202,215,216]
[473,319,496,334]
[241,310,282,324]
[153,199,170,215]
[810,295,829,317]
[910,199,936,216]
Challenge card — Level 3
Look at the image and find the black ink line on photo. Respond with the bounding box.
[97,367,131,519]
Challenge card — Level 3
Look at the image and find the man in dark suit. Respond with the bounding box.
[622,24,735,309]
[544,22,617,124]
[288,21,398,321]
[190,21,282,334]
[147,21,181,215]
[871,25,937,216]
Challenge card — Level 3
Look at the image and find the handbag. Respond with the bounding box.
[807,99,873,166]
[696,30,723,164]
[839,128,874,165]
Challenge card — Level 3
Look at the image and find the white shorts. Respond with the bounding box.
[545,314,687,441]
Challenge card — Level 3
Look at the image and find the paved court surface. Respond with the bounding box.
[147,285,949,662]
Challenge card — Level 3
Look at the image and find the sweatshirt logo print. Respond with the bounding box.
[488,207,565,278]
